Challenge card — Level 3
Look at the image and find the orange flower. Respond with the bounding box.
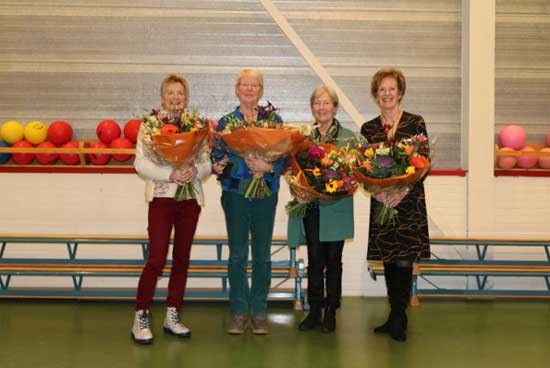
[362,160,372,172]
[409,155,429,169]
[320,156,334,167]
[404,145,414,155]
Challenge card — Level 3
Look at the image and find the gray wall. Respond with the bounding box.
[2,0,463,168]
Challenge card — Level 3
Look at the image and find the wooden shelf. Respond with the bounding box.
[0,141,135,173]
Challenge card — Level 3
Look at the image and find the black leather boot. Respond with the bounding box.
[388,265,413,342]
[321,304,336,333]
[374,262,394,334]
[298,304,322,331]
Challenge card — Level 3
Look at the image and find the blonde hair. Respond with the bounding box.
[310,85,339,110]
[235,68,264,99]
[160,73,189,102]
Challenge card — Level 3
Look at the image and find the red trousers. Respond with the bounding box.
[135,198,201,310]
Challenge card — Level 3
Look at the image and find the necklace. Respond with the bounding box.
[381,110,403,140]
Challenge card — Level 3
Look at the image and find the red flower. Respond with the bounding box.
[161,124,179,135]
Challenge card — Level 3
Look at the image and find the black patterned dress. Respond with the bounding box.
[360,111,430,263]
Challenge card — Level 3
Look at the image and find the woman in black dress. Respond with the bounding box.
[360,67,430,342]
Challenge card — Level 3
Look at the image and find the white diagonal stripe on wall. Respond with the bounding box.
[260,0,365,127]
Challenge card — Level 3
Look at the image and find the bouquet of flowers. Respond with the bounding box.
[286,140,357,218]
[351,134,430,225]
[215,102,305,198]
[140,108,212,200]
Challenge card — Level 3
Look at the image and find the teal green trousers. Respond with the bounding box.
[221,191,278,316]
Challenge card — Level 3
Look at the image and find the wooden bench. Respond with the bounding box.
[370,237,550,305]
[0,234,305,310]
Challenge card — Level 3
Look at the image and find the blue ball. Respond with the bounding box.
[0,140,11,164]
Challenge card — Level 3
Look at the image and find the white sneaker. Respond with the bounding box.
[163,307,191,337]
[131,310,153,344]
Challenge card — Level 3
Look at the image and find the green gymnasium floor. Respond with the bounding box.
[0,297,548,368]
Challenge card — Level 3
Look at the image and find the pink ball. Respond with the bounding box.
[109,137,134,162]
[36,141,58,165]
[517,146,538,169]
[499,125,526,150]
[538,148,550,169]
[497,147,517,169]
[96,120,121,144]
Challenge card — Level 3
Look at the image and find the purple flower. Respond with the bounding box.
[308,145,325,159]
[325,170,338,179]
[377,156,394,169]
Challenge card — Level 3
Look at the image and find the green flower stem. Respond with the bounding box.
[244,176,271,199]
[174,182,196,201]
[375,204,399,226]
[285,199,308,218]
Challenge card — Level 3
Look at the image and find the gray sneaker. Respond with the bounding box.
[227,315,247,335]
[251,316,269,335]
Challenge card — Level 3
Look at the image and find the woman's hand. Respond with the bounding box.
[212,155,229,175]
[245,154,273,174]
[169,166,197,185]
[373,187,409,207]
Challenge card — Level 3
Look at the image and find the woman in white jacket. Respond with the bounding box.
[131,74,211,344]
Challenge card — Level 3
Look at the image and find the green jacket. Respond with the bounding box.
[287,126,356,247]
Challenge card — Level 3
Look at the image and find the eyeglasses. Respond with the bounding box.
[238,83,262,89]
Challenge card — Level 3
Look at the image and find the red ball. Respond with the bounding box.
[59,141,80,165]
[12,140,35,165]
[109,137,134,162]
[96,120,121,144]
[87,141,111,165]
[47,120,73,145]
[123,119,141,144]
[36,141,59,165]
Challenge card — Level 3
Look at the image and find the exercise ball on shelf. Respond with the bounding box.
[499,125,526,150]
[24,121,48,145]
[87,141,111,165]
[12,140,35,165]
[48,120,73,145]
[1,120,24,144]
[516,146,538,169]
[59,140,80,165]
[538,148,550,169]
[0,140,11,164]
[109,137,134,162]
[124,119,141,144]
[496,147,517,169]
[96,120,121,144]
[36,141,59,165]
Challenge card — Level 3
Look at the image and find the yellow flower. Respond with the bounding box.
[364,148,374,158]
[325,180,338,193]
[313,167,322,177]
[406,166,416,175]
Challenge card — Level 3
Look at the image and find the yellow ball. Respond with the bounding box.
[24,120,48,145]
[0,120,24,144]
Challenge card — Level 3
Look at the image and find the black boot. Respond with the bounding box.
[388,265,413,342]
[298,304,322,331]
[321,304,336,333]
[374,263,394,334]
